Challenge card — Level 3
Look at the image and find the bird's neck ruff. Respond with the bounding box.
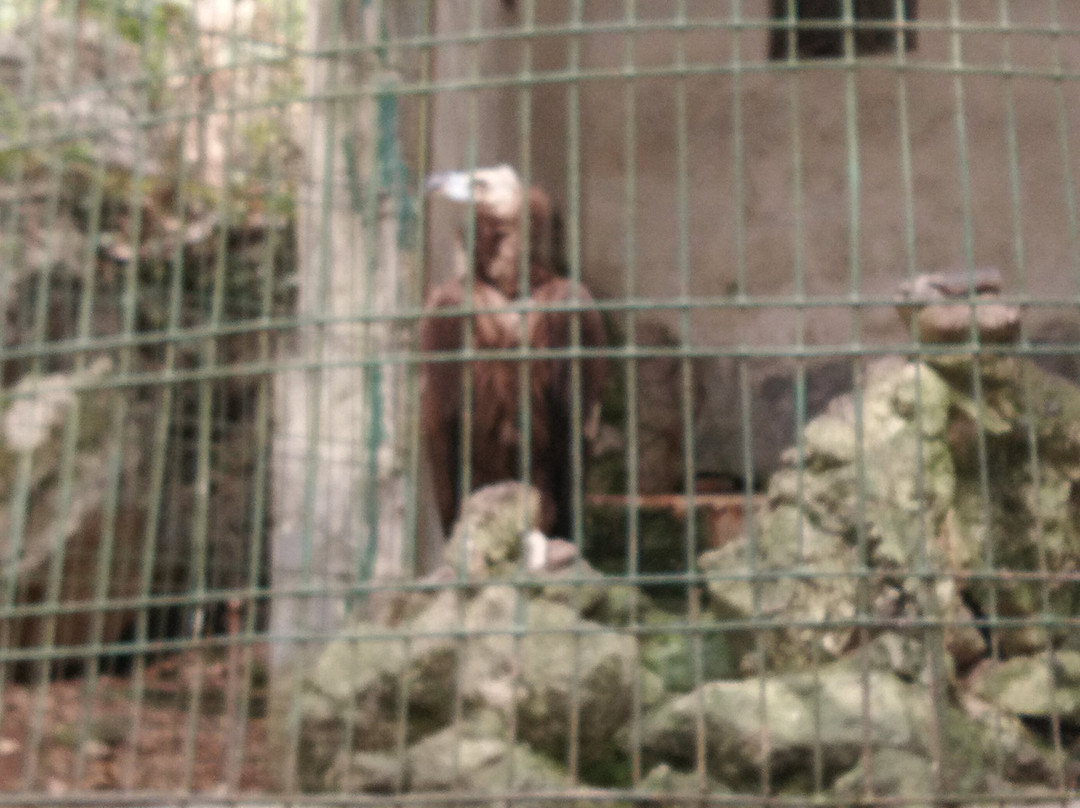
[469,207,553,299]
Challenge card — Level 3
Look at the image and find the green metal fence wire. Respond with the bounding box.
[0,0,1077,805]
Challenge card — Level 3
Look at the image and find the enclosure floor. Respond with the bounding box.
[0,651,272,796]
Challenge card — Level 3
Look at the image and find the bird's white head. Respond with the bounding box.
[425,164,523,220]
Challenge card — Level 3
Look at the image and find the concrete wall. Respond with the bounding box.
[424,0,1080,481]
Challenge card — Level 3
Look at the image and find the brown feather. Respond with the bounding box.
[421,175,605,538]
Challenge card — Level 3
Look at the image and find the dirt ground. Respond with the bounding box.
[0,647,274,799]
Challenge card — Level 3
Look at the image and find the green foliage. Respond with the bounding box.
[79,0,190,44]
[586,507,688,573]
[70,0,195,109]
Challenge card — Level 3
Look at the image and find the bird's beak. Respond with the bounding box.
[425,170,474,202]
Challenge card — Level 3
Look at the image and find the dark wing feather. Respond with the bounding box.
[527,277,607,538]
[420,280,526,537]
[419,280,466,535]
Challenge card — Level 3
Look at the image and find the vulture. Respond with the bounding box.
[420,165,606,539]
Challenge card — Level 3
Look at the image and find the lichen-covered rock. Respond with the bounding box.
[638,666,933,787]
[532,558,643,623]
[638,763,731,804]
[702,355,1080,671]
[296,583,661,792]
[443,482,543,579]
[407,718,567,796]
[931,356,1080,655]
[508,597,663,766]
[830,748,939,808]
[436,482,646,623]
[968,650,1080,723]
[702,358,957,669]
[638,661,1056,793]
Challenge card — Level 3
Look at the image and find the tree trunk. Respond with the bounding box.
[269,0,406,670]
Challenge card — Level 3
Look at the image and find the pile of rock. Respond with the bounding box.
[293,273,1080,804]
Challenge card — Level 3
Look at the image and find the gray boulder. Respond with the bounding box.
[327,712,567,802]
[0,359,149,676]
[637,661,1056,793]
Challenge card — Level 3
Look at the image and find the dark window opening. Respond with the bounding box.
[769,0,918,60]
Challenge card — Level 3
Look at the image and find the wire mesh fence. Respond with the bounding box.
[0,0,1079,805]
